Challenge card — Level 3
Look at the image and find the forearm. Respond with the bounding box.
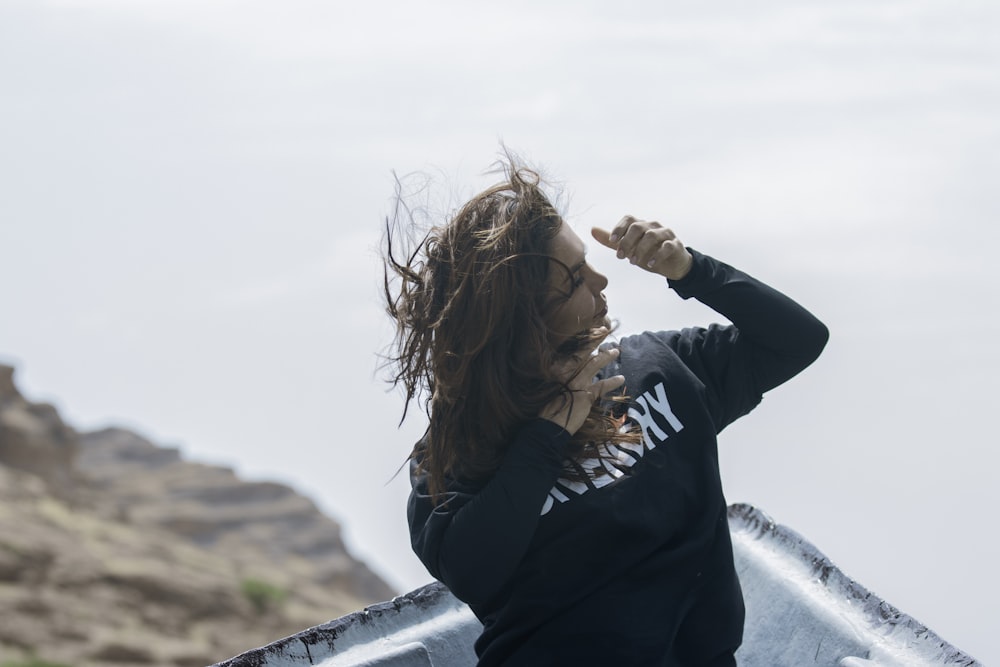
[410,419,568,605]
[668,249,829,392]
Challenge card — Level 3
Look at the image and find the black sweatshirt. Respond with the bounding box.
[407,249,829,666]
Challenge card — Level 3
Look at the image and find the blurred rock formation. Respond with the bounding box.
[0,363,395,667]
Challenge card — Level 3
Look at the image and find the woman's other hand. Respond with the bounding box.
[592,216,693,281]
[539,327,625,435]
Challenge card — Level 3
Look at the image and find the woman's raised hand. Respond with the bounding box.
[539,327,626,436]
[592,216,693,281]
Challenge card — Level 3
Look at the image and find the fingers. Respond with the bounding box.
[637,233,683,269]
[571,373,626,408]
[541,338,625,434]
[555,327,617,384]
[592,373,626,398]
[613,218,674,262]
[590,226,615,249]
[609,215,638,246]
[590,216,642,252]
[554,340,617,384]
[593,215,693,280]
[572,346,619,383]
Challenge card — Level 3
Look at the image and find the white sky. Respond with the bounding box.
[1,0,997,662]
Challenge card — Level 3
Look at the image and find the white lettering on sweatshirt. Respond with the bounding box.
[540,382,685,515]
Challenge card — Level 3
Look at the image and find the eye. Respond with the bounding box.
[569,258,588,290]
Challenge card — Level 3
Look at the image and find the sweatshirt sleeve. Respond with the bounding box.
[407,418,570,605]
[665,248,829,429]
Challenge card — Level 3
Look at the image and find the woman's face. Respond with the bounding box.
[545,222,610,343]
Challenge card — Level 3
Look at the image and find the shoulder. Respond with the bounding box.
[613,325,743,389]
[618,325,738,356]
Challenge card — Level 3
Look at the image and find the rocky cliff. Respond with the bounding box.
[0,364,395,667]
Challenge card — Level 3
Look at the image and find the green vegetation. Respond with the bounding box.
[240,577,288,614]
[1,659,72,667]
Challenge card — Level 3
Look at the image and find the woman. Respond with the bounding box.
[383,157,828,666]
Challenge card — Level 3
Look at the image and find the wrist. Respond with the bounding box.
[661,250,693,281]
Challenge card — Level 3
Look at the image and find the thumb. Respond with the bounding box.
[591,227,616,249]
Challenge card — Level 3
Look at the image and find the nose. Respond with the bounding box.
[588,265,608,292]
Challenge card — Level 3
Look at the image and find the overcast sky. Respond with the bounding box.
[1,0,997,662]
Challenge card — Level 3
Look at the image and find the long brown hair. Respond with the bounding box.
[383,155,635,501]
